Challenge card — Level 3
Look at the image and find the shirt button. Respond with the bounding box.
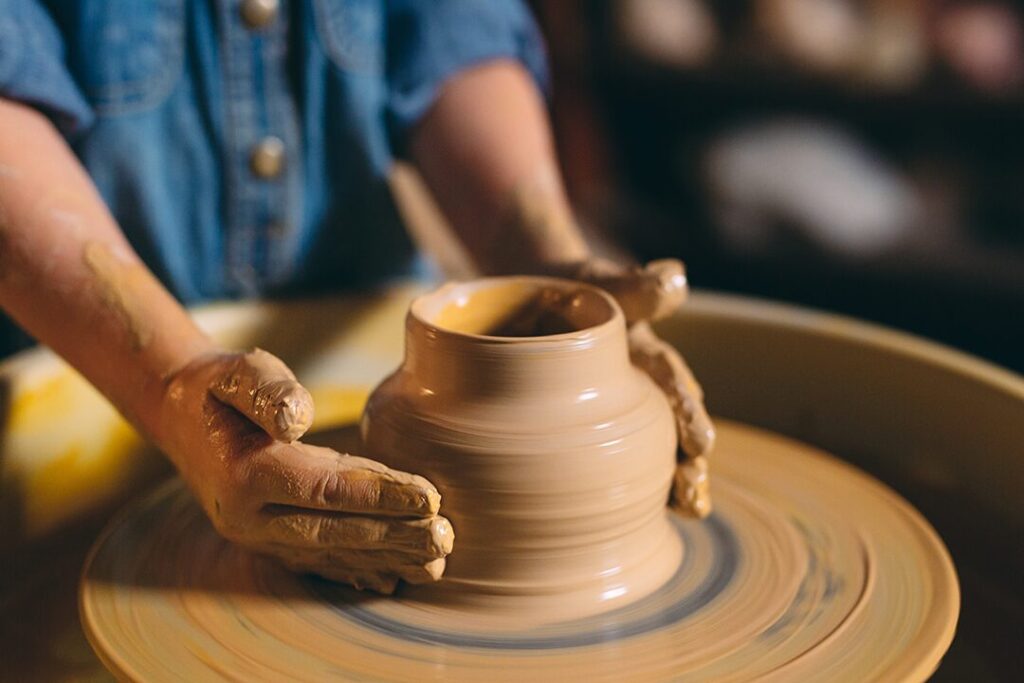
[230,263,259,290]
[250,136,285,179]
[268,220,291,238]
[240,0,279,30]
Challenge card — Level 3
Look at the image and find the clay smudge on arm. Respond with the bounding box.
[210,348,314,442]
[82,241,156,351]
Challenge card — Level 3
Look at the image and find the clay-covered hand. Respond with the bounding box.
[154,348,454,594]
[571,258,716,518]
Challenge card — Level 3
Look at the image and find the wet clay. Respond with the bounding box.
[565,257,690,324]
[534,258,716,517]
[158,351,452,595]
[210,348,314,442]
[361,277,682,622]
[629,323,716,460]
[80,419,959,682]
[674,454,712,518]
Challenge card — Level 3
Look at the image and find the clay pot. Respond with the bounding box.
[361,277,681,622]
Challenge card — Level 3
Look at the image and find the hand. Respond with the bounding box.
[569,258,716,517]
[155,348,454,593]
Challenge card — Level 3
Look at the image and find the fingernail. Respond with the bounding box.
[357,574,399,594]
[428,517,455,556]
[404,558,447,584]
[424,487,441,515]
[381,483,441,515]
[646,260,688,319]
[271,390,313,441]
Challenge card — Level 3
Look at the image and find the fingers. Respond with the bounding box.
[318,553,446,584]
[314,556,446,590]
[257,509,454,558]
[269,546,448,590]
[628,322,716,458]
[672,455,712,519]
[251,442,441,517]
[251,510,454,593]
[574,257,688,324]
[627,323,714,517]
[287,558,401,594]
[237,442,453,595]
[317,569,400,595]
[211,348,314,442]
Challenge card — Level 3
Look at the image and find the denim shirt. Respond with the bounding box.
[0,0,547,307]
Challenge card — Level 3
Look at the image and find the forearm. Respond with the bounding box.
[0,99,213,440]
[409,60,590,273]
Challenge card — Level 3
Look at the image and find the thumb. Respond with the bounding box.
[574,258,688,324]
[210,348,314,442]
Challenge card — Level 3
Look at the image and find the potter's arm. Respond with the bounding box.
[407,62,699,323]
[408,61,585,273]
[0,99,451,591]
[0,99,211,433]
[409,61,715,515]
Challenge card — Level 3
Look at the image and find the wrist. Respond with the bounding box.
[472,167,591,275]
[135,334,220,449]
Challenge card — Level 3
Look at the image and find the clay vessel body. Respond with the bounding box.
[362,277,681,623]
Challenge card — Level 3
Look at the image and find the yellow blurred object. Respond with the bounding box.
[307,386,371,430]
[1,361,154,543]
[22,419,143,539]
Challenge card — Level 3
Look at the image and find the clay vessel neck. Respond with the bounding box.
[403,278,632,398]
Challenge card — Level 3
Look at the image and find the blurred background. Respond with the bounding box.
[528,0,1024,373]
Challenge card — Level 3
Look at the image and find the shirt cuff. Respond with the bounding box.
[386,0,549,152]
[0,2,94,136]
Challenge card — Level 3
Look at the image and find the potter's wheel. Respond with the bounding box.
[80,420,958,682]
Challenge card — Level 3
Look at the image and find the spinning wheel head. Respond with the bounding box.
[81,421,958,682]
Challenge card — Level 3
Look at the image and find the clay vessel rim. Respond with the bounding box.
[408,276,624,345]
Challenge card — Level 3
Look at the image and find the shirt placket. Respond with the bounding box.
[220,0,302,296]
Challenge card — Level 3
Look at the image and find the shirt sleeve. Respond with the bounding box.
[386,0,549,150]
[0,0,94,135]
